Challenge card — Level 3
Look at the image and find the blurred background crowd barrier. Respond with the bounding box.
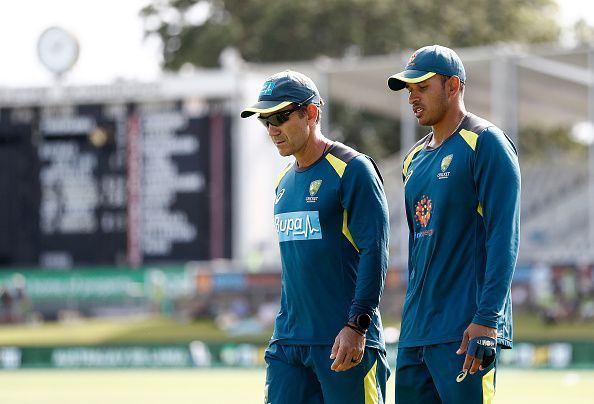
[0,260,592,369]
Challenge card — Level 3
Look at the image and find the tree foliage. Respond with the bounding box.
[141,0,562,157]
[142,0,560,69]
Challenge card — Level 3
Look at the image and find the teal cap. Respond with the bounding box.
[241,70,323,118]
[388,45,466,91]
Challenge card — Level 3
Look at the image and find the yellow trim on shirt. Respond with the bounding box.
[275,163,293,188]
[402,144,425,177]
[477,203,483,217]
[460,129,478,151]
[325,153,347,178]
[343,210,359,252]
[482,368,495,404]
[364,359,379,404]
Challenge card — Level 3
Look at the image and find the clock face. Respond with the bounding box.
[37,26,79,75]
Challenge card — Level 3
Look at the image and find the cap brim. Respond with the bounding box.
[387,70,436,91]
[240,100,293,118]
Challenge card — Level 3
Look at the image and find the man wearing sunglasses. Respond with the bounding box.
[241,70,391,404]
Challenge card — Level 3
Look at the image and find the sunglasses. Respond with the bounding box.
[257,104,304,128]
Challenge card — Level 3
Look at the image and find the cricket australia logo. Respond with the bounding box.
[437,154,453,180]
[275,211,322,242]
[306,180,322,203]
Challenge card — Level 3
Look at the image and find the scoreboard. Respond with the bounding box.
[0,100,232,267]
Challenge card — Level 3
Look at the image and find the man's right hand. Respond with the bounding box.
[329,326,366,372]
[456,322,497,375]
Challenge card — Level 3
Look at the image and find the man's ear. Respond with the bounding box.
[449,76,462,97]
[306,104,318,121]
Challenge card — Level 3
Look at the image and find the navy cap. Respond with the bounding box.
[387,45,466,91]
[241,70,323,118]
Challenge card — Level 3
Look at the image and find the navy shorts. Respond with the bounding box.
[395,341,499,404]
[265,343,390,404]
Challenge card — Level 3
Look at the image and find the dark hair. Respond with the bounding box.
[440,74,465,96]
[298,104,322,124]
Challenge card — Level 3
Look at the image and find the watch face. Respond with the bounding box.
[37,26,79,74]
[357,314,371,330]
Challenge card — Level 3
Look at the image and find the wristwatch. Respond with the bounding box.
[348,313,372,334]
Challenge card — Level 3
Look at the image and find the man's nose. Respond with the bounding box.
[268,124,281,136]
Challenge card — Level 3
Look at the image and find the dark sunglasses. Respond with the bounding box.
[257,104,304,128]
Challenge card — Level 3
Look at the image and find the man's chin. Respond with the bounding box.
[276,146,292,157]
[417,117,431,126]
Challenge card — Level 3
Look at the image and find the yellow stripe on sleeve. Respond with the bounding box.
[482,368,495,404]
[459,129,479,151]
[477,203,483,217]
[402,144,424,177]
[364,359,379,404]
[342,210,359,252]
[325,153,348,178]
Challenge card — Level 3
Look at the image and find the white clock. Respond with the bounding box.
[37,26,79,75]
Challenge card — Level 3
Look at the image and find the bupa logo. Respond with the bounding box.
[260,81,276,96]
[275,211,322,242]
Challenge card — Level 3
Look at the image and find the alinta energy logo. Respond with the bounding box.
[415,196,432,227]
[414,196,434,239]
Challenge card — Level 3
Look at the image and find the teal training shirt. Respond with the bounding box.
[271,142,389,351]
[400,113,520,348]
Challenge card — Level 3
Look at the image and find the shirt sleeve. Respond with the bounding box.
[341,155,390,319]
[472,128,521,328]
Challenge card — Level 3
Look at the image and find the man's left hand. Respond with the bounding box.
[330,326,366,372]
[456,323,497,375]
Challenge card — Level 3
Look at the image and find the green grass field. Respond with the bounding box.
[0,368,592,404]
[1,315,593,403]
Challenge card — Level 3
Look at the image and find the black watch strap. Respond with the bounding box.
[347,313,371,334]
[345,322,366,337]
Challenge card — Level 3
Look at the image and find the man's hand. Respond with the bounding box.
[329,326,366,372]
[456,323,497,375]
